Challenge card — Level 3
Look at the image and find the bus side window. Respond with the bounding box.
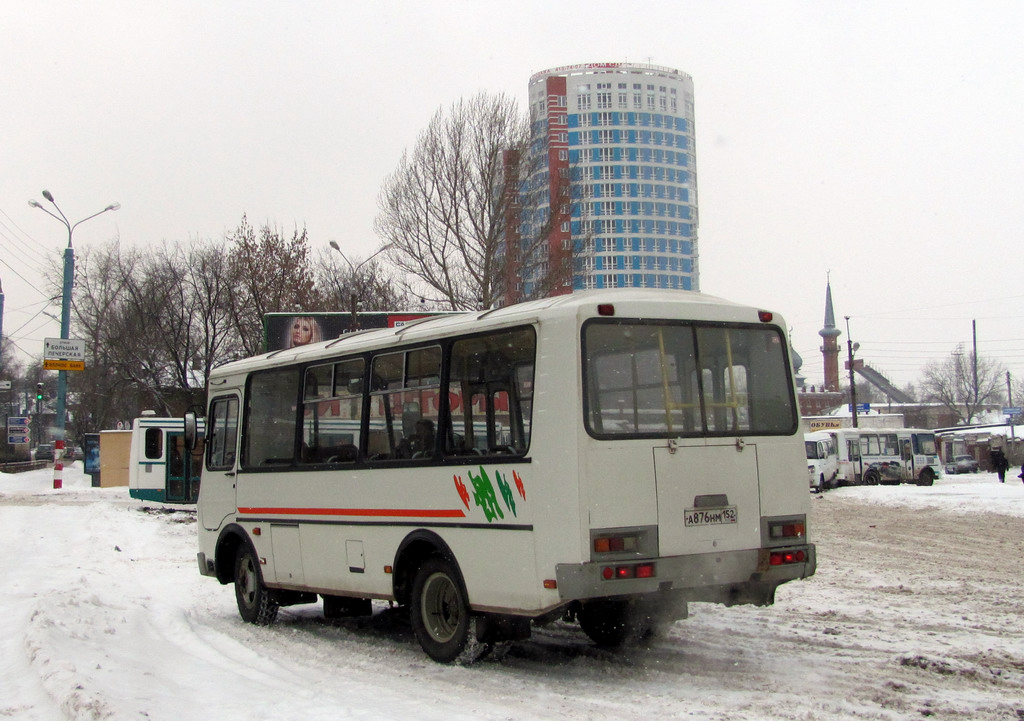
[369,347,441,461]
[242,366,301,468]
[300,358,364,465]
[144,428,162,460]
[446,328,535,456]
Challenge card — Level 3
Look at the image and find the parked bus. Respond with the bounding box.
[856,427,940,486]
[805,430,839,492]
[190,290,816,663]
[129,414,205,504]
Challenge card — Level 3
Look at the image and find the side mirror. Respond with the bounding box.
[184,412,198,451]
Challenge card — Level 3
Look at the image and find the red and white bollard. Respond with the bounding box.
[53,439,64,489]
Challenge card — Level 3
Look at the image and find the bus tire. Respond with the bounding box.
[410,557,481,664]
[234,545,278,625]
[864,469,880,486]
[578,598,644,647]
[917,468,935,486]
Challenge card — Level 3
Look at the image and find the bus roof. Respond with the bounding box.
[210,289,780,379]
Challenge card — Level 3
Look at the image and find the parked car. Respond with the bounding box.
[34,444,54,461]
[945,455,979,474]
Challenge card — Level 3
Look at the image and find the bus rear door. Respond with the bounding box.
[654,438,761,555]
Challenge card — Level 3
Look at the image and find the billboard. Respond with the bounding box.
[263,312,453,352]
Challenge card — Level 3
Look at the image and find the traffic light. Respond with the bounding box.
[35,383,43,402]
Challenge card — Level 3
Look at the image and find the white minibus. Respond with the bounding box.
[190,289,816,662]
[805,430,839,492]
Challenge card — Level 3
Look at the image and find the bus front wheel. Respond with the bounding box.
[917,468,935,486]
[234,545,279,625]
[410,557,481,663]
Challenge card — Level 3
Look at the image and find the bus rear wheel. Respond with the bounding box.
[234,545,278,625]
[864,469,880,486]
[410,557,482,663]
[578,598,646,647]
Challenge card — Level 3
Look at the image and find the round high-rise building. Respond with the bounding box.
[517,62,698,299]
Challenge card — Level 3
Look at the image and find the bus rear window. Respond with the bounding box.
[583,321,797,438]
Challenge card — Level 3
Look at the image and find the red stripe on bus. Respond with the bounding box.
[237,507,466,518]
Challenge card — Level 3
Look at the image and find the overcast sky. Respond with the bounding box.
[2,0,1022,394]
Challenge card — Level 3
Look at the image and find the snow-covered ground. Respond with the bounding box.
[2,464,1022,720]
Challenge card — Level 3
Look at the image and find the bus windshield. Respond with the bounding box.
[583,320,797,438]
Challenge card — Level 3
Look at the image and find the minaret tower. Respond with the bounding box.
[819,278,842,391]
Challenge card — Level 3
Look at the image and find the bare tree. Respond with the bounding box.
[226,215,323,355]
[68,238,241,428]
[182,241,239,392]
[64,241,151,431]
[920,345,1005,424]
[375,92,530,310]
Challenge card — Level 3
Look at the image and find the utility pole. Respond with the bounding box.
[1009,371,1017,446]
[972,319,979,406]
[845,316,858,428]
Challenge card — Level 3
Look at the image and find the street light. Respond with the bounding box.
[845,316,860,428]
[29,190,119,487]
[328,240,392,330]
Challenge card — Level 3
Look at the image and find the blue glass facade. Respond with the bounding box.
[524,63,699,296]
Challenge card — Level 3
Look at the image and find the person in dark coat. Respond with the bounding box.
[990,448,1009,483]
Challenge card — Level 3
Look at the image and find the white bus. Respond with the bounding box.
[857,427,940,486]
[805,430,839,492]
[128,414,205,504]
[190,290,816,663]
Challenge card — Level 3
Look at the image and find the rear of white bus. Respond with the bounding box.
[554,300,815,640]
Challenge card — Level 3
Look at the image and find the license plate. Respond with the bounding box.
[684,506,738,527]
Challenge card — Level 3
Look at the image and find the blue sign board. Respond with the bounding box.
[1003,407,1022,417]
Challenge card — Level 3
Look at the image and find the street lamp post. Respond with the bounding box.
[328,241,392,330]
[844,316,859,428]
[29,191,119,488]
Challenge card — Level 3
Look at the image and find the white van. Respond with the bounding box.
[805,431,838,492]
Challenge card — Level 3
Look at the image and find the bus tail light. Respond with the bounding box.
[597,304,615,316]
[601,562,655,580]
[769,520,805,540]
[769,549,807,566]
[594,534,639,554]
[758,310,774,322]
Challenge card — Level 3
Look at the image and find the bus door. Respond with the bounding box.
[844,437,862,484]
[166,431,203,503]
[654,438,762,555]
[200,395,240,531]
[899,438,914,480]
